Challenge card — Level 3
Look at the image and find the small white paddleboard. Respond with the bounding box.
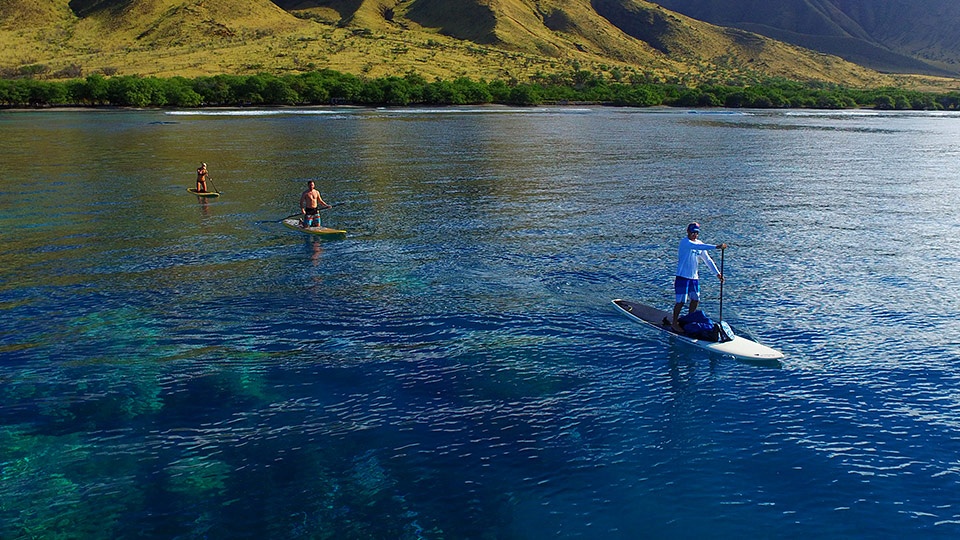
[612,299,783,361]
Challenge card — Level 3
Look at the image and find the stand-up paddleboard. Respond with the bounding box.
[281,217,346,238]
[187,188,219,197]
[612,299,783,361]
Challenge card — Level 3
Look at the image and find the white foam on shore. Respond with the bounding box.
[165,106,594,117]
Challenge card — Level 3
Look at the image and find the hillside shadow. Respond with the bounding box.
[68,0,133,18]
[272,0,364,23]
[591,0,673,54]
[405,0,497,44]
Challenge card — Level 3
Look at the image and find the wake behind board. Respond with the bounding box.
[187,188,219,197]
[612,299,783,361]
[281,218,346,238]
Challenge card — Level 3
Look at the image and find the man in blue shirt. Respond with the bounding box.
[672,222,727,333]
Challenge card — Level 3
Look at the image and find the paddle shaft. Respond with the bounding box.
[719,247,724,324]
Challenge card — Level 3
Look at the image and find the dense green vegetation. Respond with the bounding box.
[2,69,960,110]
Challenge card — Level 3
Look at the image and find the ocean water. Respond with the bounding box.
[1,106,960,539]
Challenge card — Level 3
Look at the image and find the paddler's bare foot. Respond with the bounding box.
[671,323,684,333]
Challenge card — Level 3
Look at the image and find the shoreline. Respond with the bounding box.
[0,103,905,114]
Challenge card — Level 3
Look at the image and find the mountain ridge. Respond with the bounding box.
[653,0,960,77]
[0,0,949,90]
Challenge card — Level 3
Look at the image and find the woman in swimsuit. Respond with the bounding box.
[196,162,208,192]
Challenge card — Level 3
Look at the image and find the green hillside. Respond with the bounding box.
[0,0,947,90]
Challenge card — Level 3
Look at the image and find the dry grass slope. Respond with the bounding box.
[74,0,304,40]
[0,0,75,29]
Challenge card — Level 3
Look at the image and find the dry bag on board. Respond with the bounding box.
[678,310,720,342]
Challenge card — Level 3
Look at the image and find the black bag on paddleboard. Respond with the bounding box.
[678,310,720,342]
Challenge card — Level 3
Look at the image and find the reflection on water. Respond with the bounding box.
[2,107,960,538]
[688,118,905,134]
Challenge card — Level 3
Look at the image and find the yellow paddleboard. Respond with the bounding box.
[281,218,346,237]
[187,188,219,197]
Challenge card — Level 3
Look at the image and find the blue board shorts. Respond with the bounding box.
[304,208,320,228]
[674,276,700,303]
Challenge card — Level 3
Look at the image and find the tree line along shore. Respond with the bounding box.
[2,69,960,110]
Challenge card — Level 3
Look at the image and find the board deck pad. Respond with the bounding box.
[613,300,678,333]
[612,298,784,361]
[281,218,346,237]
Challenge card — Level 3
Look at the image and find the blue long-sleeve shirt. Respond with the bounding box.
[676,237,720,280]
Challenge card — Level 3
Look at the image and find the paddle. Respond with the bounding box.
[719,246,724,325]
[280,202,345,222]
[717,245,733,343]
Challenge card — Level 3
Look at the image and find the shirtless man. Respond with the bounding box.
[299,180,331,227]
[196,162,209,193]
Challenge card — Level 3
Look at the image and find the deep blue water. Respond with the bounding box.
[2,106,960,539]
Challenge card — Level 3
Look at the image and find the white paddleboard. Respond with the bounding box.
[612,299,783,361]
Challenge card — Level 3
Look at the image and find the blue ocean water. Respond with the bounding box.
[2,106,960,539]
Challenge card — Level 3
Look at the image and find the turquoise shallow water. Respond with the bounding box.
[2,106,960,538]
